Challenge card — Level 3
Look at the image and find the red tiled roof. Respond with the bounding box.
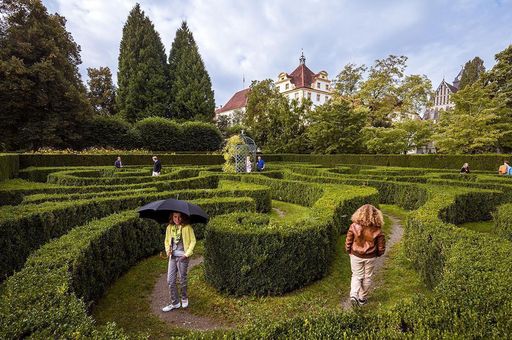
[287,64,319,89]
[215,88,250,114]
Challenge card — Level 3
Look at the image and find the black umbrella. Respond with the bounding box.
[137,198,209,224]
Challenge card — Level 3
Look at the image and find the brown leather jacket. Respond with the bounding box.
[345,223,385,258]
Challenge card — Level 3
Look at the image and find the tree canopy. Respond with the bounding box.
[87,66,116,116]
[168,21,215,122]
[117,3,169,123]
[0,0,91,150]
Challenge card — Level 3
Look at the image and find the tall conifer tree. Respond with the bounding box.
[117,3,169,123]
[0,0,91,150]
[168,21,215,121]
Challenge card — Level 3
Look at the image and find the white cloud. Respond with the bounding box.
[43,0,512,106]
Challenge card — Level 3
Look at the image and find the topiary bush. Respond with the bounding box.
[182,121,223,151]
[134,117,184,151]
[83,115,132,149]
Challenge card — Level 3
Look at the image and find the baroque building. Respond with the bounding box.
[215,53,332,126]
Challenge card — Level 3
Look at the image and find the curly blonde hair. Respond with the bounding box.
[351,204,384,228]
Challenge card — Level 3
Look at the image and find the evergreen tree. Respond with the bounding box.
[459,57,485,90]
[0,0,91,150]
[168,21,215,121]
[87,66,116,115]
[117,3,169,123]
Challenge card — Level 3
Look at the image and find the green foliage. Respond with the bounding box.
[204,179,378,295]
[116,4,169,123]
[306,97,368,153]
[83,115,132,149]
[0,154,19,181]
[86,66,116,115]
[134,117,183,151]
[493,203,512,241]
[459,56,485,90]
[181,121,222,151]
[0,0,92,150]
[363,126,408,154]
[433,82,501,153]
[332,63,367,97]
[168,21,214,121]
[244,79,290,149]
[222,135,244,173]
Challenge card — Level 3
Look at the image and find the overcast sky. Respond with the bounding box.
[43,0,512,107]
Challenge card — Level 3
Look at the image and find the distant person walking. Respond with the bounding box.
[256,155,265,172]
[345,204,385,307]
[152,156,162,176]
[114,156,123,169]
[460,162,470,174]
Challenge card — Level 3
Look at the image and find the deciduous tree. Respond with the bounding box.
[0,0,91,150]
[87,66,116,116]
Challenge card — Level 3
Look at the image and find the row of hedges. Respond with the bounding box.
[493,203,512,241]
[204,177,378,295]
[0,212,153,338]
[19,153,224,168]
[0,179,264,281]
[266,154,512,171]
[0,154,19,181]
[82,116,223,151]
[14,153,512,170]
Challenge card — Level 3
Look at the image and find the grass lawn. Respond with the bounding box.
[93,204,427,337]
[458,220,494,233]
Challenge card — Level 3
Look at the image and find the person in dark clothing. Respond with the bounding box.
[460,163,470,174]
[152,156,162,176]
[114,156,123,169]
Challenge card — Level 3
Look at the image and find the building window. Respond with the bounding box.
[295,92,299,99]
[325,95,329,101]
[326,84,329,90]
[316,94,320,101]
[317,82,321,89]
[285,83,289,90]
[307,92,311,99]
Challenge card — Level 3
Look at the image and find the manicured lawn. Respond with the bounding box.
[458,220,494,233]
[270,200,312,223]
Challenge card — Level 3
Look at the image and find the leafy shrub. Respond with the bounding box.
[182,121,223,151]
[493,203,512,241]
[134,117,184,151]
[0,154,19,181]
[83,115,132,149]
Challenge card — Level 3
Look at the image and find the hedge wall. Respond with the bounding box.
[266,154,511,171]
[493,203,512,241]
[0,186,256,281]
[0,153,19,181]
[19,154,224,168]
[204,178,378,296]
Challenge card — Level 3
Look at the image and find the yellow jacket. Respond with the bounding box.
[164,224,196,257]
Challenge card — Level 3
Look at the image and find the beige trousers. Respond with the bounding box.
[349,254,376,299]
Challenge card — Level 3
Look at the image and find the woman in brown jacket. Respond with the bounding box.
[345,204,385,307]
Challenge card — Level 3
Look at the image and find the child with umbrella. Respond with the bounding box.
[162,211,196,312]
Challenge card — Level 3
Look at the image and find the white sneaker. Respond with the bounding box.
[181,299,189,308]
[162,303,180,312]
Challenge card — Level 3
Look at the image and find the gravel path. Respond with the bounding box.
[149,256,229,331]
[340,214,404,310]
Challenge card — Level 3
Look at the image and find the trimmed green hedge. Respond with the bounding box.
[0,185,256,281]
[267,154,511,171]
[0,154,19,181]
[204,178,378,295]
[19,153,224,167]
[493,203,512,241]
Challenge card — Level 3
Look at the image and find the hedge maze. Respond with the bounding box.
[1,156,512,338]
